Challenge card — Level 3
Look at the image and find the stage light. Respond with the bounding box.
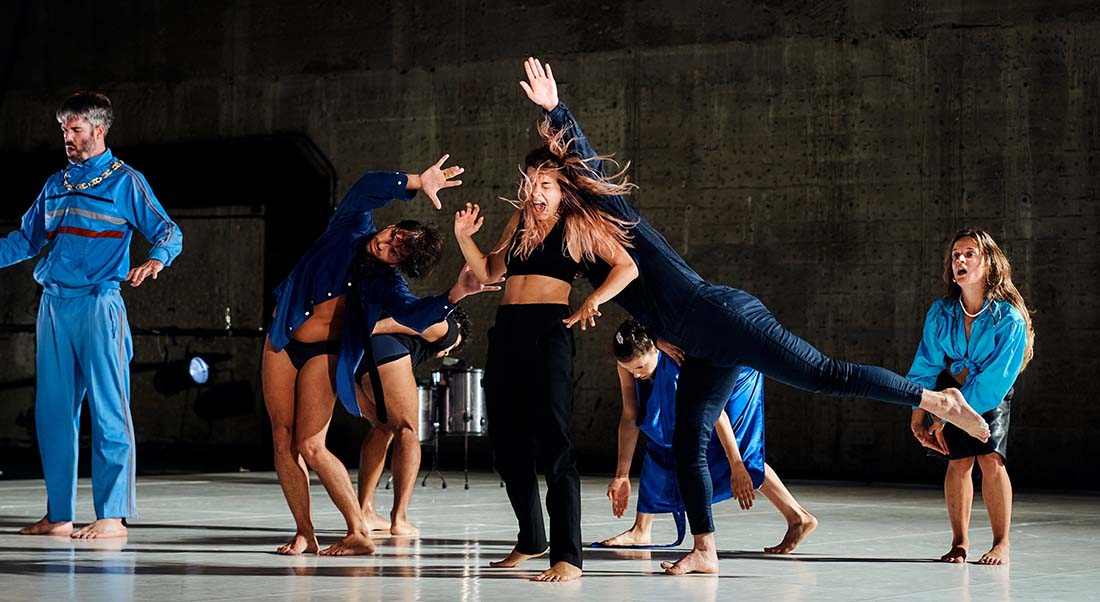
[189,356,210,384]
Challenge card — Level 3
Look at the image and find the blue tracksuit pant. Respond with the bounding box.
[36,283,136,522]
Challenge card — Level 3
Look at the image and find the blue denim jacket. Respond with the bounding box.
[907,298,1027,414]
[0,149,182,288]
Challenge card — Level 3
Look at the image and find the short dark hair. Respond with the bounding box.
[393,220,442,279]
[56,91,114,133]
[612,320,655,362]
[448,306,471,355]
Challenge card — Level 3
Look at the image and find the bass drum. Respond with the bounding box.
[433,368,488,436]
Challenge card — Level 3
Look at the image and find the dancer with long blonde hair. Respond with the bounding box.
[452,74,640,581]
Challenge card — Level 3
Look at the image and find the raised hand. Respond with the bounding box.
[519,56,559,112]
[418,154,464,209]
[607,477,631,518]
[454,203,485,239]
[126,259,163,287]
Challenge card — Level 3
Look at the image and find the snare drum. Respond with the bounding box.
[432,368,488,436]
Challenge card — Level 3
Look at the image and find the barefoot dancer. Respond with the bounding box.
[263,157,487,556]
[452,108,639,582]
[597,321,816,554]
[907,229,1033,566]
[4,92,182,540]
[519,56,991,575]
[356,308,471,536]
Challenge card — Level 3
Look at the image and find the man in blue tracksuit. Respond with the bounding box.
[0,91,182,539]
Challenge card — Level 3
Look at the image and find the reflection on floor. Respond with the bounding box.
[0,472,1096,601]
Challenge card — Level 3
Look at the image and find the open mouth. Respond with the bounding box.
[956,267,968,277]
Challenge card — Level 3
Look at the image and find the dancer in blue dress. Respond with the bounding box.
[597,321,816,553]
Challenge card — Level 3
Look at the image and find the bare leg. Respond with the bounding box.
[20,516,73,536]
[920,388,990,442]
[262,339,319,555]
[941,457,974,563]
[294,354,374,556]
[368,358,422,536]
[976,453,1012,565]
[358,424,395,532]
[662,532,719,575]
[532,561,583,582]
[598,512,654,546]
[757,464,817,554]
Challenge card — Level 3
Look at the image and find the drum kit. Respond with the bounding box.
[415,366,493,490]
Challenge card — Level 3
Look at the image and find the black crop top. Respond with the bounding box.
[505,218,581,284]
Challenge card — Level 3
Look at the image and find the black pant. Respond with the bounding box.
[484,304,582,569]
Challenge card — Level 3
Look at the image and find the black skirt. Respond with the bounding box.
[926,370,1012,460]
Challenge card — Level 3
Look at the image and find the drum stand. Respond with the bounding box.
[420,418,447,489]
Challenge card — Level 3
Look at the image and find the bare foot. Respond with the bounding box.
[978,541,1010,565]
[923,388,990,442]
[71,518,127,539]
[661,548,719,575]
[276,532,320,555]
[599,527,652,546]
[764,513,818,554]
[488,547,547,568]
[19,516,73,536]
[319,532,375,556]
[532,561,582,582]
[363,511,391,532]
[389,518,419,537]
[940,544,968,563]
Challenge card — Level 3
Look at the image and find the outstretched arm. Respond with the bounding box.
[607,363,641,518]
[454,204,516,284]
[335,155,464,220]
[0,195,47,269]
[520,56,603,171]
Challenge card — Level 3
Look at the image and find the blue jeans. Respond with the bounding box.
[671,285,922,535]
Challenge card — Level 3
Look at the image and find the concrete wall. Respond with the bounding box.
[1,0,1097,487]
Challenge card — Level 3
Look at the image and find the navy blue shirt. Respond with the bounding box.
[269,171,453,416]
[547,103,706,346]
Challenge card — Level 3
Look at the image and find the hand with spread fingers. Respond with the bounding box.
[454,203,485,239]
[416,154,464,209]
[447,264,503,304]
[519,56,559,112]
[563,295,601,331]
[126,259,163,287]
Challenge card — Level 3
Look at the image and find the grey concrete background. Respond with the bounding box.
[1,1,1097,487]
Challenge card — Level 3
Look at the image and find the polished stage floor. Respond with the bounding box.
[0,471,1096,601]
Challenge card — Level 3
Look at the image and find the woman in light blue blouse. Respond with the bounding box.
[907,228,1034,566]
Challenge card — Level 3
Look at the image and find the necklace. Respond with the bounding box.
[63,160,125,191]
[958,296,991,318]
